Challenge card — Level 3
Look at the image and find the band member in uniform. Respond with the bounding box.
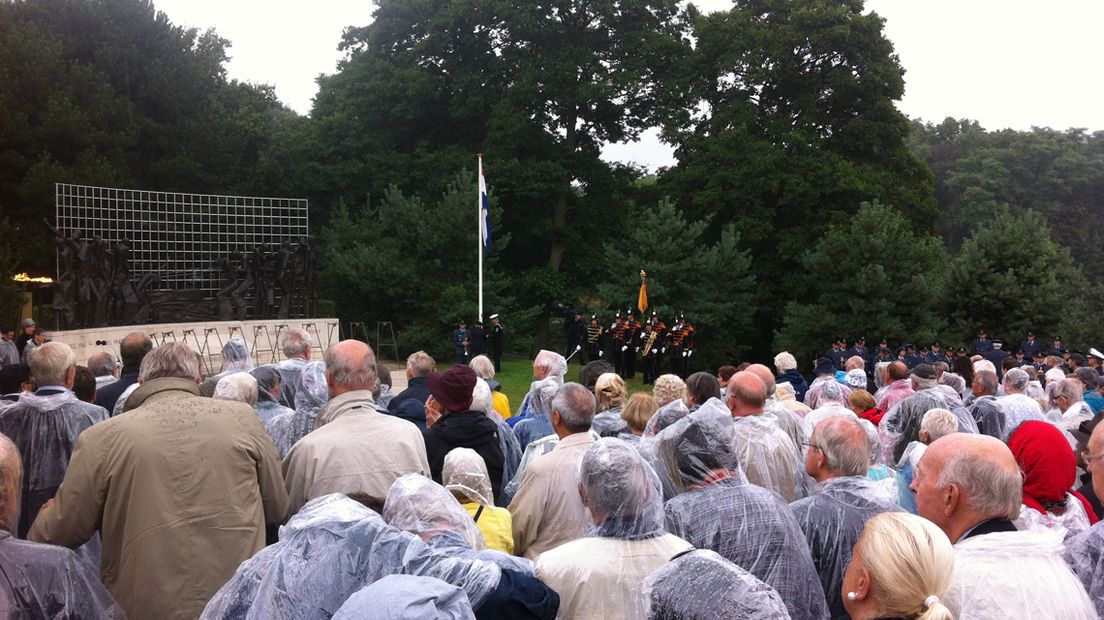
[563,309,586,363]
[622,309,641,379]
[647,311,667,375]
[610,311,626,376]
[453,319,471,364]
[667,313,695,378]
[638,322,660,384]
[586,315,605,362]
[489,314,504,372]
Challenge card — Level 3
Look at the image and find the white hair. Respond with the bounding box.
[214,373,258,405]
[936,451,1021,519]
[27,341,75,386]
[774,351,797,372]
[139,343,202,382]
[920,408,958,442]
[280,328,313,358]
[534,349,568,378]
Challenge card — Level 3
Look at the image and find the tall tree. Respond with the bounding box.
[776,201,948,364]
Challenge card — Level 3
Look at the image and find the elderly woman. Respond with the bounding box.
[471,379,521,500]
[511,378,561,451]
[443,448,515,554]
[383,474,531,574]
[652,374,687,408]
[1008,421,1098,536]
[620,393,658,438]
[534,439,693,620]
[213,372,257,406]
[263,361,329,459]
[774,351,808,403]
[592,373,630,437]
[641,549,789,619]
[842,512,955,620]
[1048,377,1095,434]
[469,355,511,420]
[250,365,295,425]
[657,401,828,619]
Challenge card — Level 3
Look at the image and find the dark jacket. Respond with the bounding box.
[423,410,504,502]
[94,363,140,414]
[388,377,430,413]
[776,369,809,403]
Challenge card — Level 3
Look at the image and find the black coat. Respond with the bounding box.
[94,364,140,415]
[388,377,430,413]
[423,410,505,502]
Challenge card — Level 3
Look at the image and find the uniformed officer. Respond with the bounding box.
[453,319,471,364]
[983,339,1010,378]
[826,338,847,371]
[924,342,943,365]
[622,309,641,379]
[971,329,993,355]
[903,343,923,369]
[850,337,873,367]
[1019,332,1041,359]
[585,314,605,362]
[1052,336,1068,355]
[610,312,626,376]
[489,314,504,372]
[564,309,586,363]
[638,322,660,384]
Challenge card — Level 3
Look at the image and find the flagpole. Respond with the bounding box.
[477,153,484,324]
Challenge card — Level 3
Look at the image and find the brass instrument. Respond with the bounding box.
[641,330,658,357]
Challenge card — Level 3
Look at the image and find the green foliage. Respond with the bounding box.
[945,209,1090,345]
[598,198,757,369]
[319,172,513,360]
[776,201,948,363]
[0,216,26,325]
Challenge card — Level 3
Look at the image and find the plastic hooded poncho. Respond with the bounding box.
[512,378,560,450]
[656,404,830,620]
[1063,521,1104,617]
[995,393,1047,441]
[219,336,254,375]
[878,390,978,465]
[804,375,851,411]
[444,447,517,554]
[724,396,805,503]
[251,365,295,426]
[383,474,532,575]
[638,399,693,501]
[277,356,309,409]
[533,438,693,620]
[200,493,504,619]
[472,379,522,499]
[0,530,123,619]
[333,575,475,620]
[592,406,629,438]
[0,390,108,537]
[263,361,329,458]
[640,549,791,620]
[789,476,901,619]
[946,527,1097,619]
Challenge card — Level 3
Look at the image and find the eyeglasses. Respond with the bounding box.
[1081,451,1104,466]
[803,441,822,451]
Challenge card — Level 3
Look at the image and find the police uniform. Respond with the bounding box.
[489,315,504,372]
[1019,333,1041,359]
[971,332,993,355]
[924,343,943,365]
[453,322,471,364]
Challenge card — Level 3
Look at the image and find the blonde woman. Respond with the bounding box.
[842,512,954,620]
[592,373,629,437]
[652,374,687,407]
[620,392,659,438]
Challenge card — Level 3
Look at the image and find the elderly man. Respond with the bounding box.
[748,363,807,462]
[0,433,122,618]
[967,370,1004,438]
[1050,377,1095,434]
[996,367,1046,440]
[659,399,829,619]
[276,327,313,408]
[87,351,118,390]
[387,350,436,430]
[283,340,430,514]
[0,341,108,537]
[422,365,505,501]
[507,350,568,429]
[95,331,153,414]
[1064,420,1104,615]
[29,342,288,620]
[14,318,34,358]
[876,361,914,412]
[0,325,18,367]
[534,438,693,619]
[791,417,899,619]
[911,433,1095,617]
[509,382,596,559]
[726,371,805,501]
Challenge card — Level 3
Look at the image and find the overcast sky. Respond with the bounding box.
[156,0,1103,171]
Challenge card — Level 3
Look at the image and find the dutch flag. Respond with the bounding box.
[478,155,491,254]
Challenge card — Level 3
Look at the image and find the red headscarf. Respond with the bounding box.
[1008,421,1098,524]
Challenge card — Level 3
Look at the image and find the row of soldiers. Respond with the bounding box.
[565,309,696,382]
[824,332,1085,374]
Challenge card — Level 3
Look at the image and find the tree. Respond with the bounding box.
[598,198,757,369]
[0,216,26,325]
[776,201,948,364]
[945,209,1090,345]
[659,0,936,352]
[319,172,515,360]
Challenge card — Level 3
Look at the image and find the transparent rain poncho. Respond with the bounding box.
[639,398,694,501]
[789,476,901,619]
[383,475,532,575]
[658,404,830,620]
[996,393,1048,441]
[968,394,1006,439]
[472,380,521,499]
[213,372,257,405]
[444,447,496,507]
[264,361,330,459]
[512,379,560,451]
[220,336,254,374]
[277,356,309,409]
[639,549,791,620]
[200,493,504,619]
[591,406,629,438]
[533,438,693,620]
[855,419,901,507]
[0,530,123,619]
[1063,521,1104,617]
[724,396,805,502]
[804,376,851,411]
[946,528,1097,619]
[332,575,475,620]
[252,365,295,426]
[878,390,978,465]
[643,399,691,438]
[763,398,809,461]
[0,391,107,537]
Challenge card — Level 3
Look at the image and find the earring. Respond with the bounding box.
[847,592,858,601]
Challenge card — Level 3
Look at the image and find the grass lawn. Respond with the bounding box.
[440,357,655,411]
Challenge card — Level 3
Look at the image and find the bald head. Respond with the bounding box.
[323,340,379,396]
[0,433,20,533]
[726,371,767,417]
[887,361,908,381]
[120,331,154,366]
[746,364,776,396]
[911,433,1021,541]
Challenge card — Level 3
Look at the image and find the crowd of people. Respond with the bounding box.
[1,325,1103,619]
